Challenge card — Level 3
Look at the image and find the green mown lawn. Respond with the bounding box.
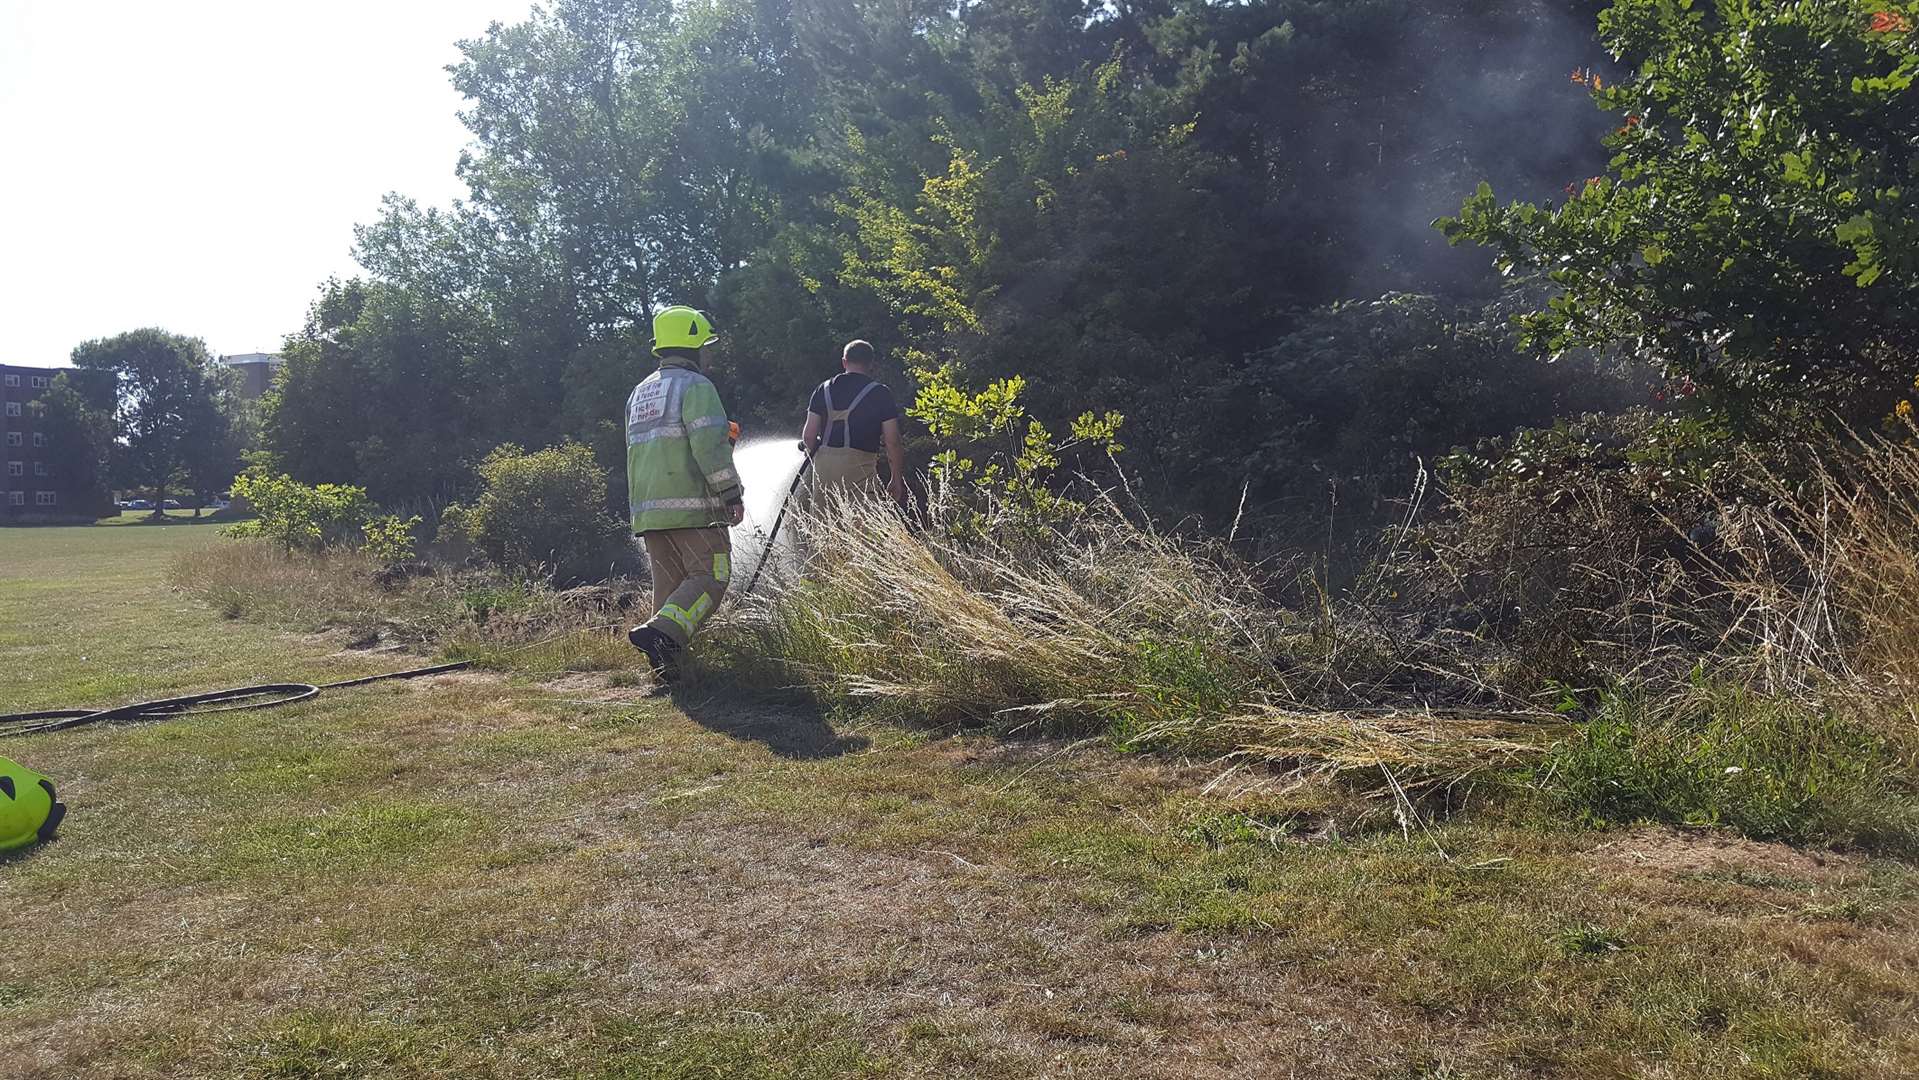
[92,509,231,527]
[1,525,1916,1078]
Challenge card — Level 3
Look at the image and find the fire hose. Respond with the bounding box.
[0,660,473,738]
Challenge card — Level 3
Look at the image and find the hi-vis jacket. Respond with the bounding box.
[625,359,743,534]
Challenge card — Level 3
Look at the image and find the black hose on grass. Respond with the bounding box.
[0,661,472,738]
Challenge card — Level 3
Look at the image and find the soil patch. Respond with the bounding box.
[1582,825,1862,882]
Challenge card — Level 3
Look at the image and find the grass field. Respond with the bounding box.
[2,526,1918,1077]
[92,509,231,527]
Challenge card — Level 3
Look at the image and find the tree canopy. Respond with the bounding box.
[1440,0,1919,437]
[263,0,1628,525]
[254,0,1916,529]
[71,328,245,511]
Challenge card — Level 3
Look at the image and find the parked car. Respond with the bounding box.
[162,499,181,509]
[125,499,153,511]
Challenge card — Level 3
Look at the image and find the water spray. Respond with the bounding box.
[741,440,817,599]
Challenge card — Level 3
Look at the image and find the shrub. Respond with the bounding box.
[441,442,628,584]
[1402,409,1724,692]
[1438,0,1919,437]
[362,514,422,564]
[909,363,1124,542]
[460,582,536,623]
[1170,292,1638,534]
[226,471,373,552]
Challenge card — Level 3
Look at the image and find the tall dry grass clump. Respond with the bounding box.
[171,537,649,673]
[716,490,1268,727]
[1714,433,1919,756]
[170,540,441,641]
[710,487,1566,783]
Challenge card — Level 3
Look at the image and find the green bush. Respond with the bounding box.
[1439,0,1919,437]
[441,442,627,584]
[1540,686,1919,853]
[362,514,422,563]
[1174,293,1638,530]
[908,363,1124,543]
[459,582,536,623]
[227,471,373,552]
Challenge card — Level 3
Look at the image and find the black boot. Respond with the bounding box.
[627,625,684,683]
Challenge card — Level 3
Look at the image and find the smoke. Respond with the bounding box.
[1326,0,1620,300]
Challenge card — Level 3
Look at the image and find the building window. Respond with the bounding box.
[33,462,47,477]
[31,433,45,448]
[29,375,49,389]
[28,402,44,418]
[3,402,17,417]
[7,491,21,506]
[2,373,16,387]
[35,491,55,506]
[5,432,19,447]
[5,461,19,477]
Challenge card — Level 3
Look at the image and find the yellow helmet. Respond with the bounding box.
[0,756,64,852]
[651,306,718,356]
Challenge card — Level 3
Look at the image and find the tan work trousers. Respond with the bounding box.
[641,526,732,646]
[809,445,882,495]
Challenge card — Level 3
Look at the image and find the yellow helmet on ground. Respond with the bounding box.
[651,306,719,356]
[0,756,64,852]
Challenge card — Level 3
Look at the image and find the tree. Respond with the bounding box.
[181,364,248,516]
[264,279,488,503]
[70,329,232,516]
[37,370,116,519]
[1439,0,1919,437]
[262,0,1621,529]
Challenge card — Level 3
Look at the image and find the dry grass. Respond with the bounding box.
[167,442,1919,844]
[169,537,654,677]
[19,512,1919,1077]
[1221,704,1564,779]
[168,539,467,645]
[1713,434,1919,746]
[742,491,1268,714]
[704,450,1919,845]
[709,487,1566,789]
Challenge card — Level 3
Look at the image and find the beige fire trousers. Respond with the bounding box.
[809,445,882,495]
[640,526,732,646]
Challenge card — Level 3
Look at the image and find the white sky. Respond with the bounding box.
[0,0,535,366]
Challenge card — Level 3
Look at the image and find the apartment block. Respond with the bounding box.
[0,364,112,523]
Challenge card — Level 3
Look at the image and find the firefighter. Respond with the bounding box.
[625,306,743,683]
[800,339,907,505]
[0,756,65,852]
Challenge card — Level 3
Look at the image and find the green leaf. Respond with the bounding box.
[1835,214,1875,246]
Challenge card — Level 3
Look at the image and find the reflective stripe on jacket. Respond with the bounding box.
[625,360,743,533]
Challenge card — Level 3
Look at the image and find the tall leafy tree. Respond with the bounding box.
[180,364,249,515]
[265,279,489,503]
[71,329,233,516]
[37,370,117,518]
[262,0,1619,525]
[1440,0,1919,436]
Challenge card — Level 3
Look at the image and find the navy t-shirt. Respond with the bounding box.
[806,372,899,453]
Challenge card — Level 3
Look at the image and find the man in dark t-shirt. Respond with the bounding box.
[801,339,907,504]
